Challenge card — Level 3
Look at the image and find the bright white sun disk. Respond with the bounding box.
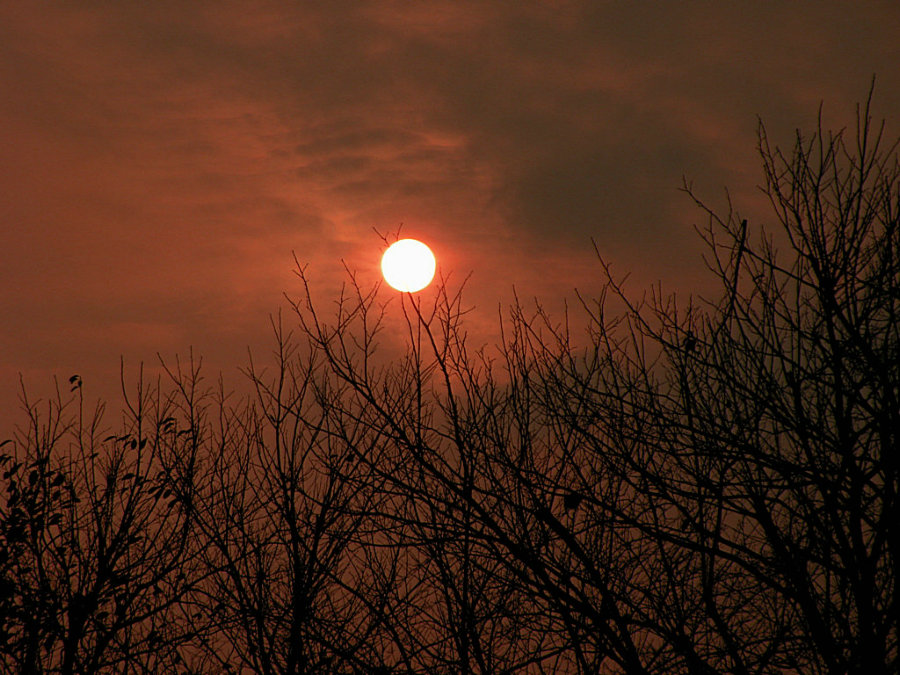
[381,239,436,292]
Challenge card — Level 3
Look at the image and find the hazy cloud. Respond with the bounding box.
[2,1,899,428]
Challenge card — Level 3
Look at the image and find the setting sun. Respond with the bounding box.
[381,239,436,292]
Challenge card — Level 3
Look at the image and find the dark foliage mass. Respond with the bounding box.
[2,96,897,674]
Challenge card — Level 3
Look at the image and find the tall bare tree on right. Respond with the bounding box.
[527,90,899,673]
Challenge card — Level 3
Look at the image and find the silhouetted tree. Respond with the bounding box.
[580,92,899,673]
[3,91,896,674]
[174,320,407,675]
[282,275,572,673]
[278,90,898,674]
[1,368,204,674]
[520,93,899,673]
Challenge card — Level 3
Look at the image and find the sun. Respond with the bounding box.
[381,239,436,292]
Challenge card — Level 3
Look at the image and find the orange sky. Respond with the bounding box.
[2,2,900,433]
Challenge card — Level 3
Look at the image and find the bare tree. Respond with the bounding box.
[277,89,898,674]
[177,318,404,675]
[0,367,204,674]
[4,90,896,675]
[515,90,899,673]
[282,270,622,674]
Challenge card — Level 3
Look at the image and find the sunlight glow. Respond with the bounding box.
[381,239,436,292]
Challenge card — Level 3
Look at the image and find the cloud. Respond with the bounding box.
[1,1,899,429]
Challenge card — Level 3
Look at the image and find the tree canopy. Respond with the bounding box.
[2,94,897,674]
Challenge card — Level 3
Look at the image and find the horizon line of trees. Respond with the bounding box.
[1,93,897,674]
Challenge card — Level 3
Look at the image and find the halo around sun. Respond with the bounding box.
[381,239,436,292]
